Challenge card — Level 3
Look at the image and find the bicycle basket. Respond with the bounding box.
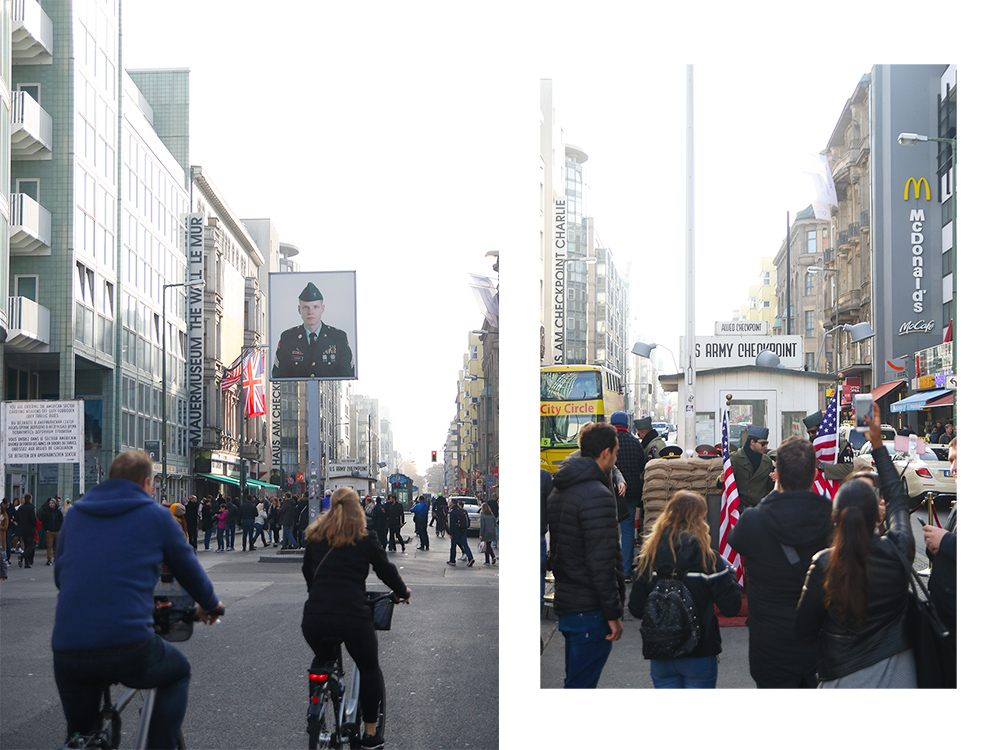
[366,591,394,631]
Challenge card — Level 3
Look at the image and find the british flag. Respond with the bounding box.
[718,408,744,587]
[812,391,840,499]
[243,350,266,418]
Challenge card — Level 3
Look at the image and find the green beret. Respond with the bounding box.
[299,282,324,302]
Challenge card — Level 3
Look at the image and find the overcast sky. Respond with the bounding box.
[120,1,990,726]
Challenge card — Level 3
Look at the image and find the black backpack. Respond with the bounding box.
[640,574,701,660]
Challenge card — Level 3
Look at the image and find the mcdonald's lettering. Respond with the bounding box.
[904,177,930,201]
[910,207,927,313]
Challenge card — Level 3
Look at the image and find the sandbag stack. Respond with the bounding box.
[640,456,724,537]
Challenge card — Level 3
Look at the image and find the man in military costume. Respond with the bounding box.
[634,417,668,460]
[718,425,775,513]
[271,282,355,379]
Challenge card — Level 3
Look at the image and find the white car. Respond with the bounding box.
[853,443,955,511]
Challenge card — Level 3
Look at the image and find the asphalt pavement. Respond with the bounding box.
[0,527,499,749]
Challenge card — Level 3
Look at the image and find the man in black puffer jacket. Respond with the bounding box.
[546,422,625,689]
[729,436,833,688]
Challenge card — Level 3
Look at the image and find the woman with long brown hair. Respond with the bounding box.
[301,487,410,750]
[794,403,917,687]
[627,490,741,688]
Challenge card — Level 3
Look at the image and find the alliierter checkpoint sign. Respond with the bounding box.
[1,400,85,464]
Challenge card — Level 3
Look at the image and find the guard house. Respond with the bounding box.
[658,366,837,449]
[326,460,376,496]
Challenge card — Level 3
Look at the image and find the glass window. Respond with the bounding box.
[807,230,817,253]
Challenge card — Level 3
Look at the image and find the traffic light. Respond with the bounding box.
[431,450,438,462]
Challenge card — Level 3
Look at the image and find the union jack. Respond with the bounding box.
[718,407,744,587]
[812,390,840,499]
[243,350,266,418]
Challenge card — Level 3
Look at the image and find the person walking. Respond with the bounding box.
[225,497,237,550]
[410,495,430,550]
[280,494,297,549]
[240,495,257,551]
[268,498,281,547]
[40,497,65,566]
[609,412,647,581]
[628,490,742,688]
[251,500,270,550]
[433,496,449,538]
[794,404,919,687]
[447,499,475,567]
[385,496,406,553]
[729,436,833,688]
[16,494,37,568]
[480,502,498,565]
[296,495,310,548]
[213,503,229,552]
[371,498,389,550]
[185,496,200,548]
[201,498,214,551]
[546,422,625,689]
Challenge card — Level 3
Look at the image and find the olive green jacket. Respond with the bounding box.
[729,448,774,507]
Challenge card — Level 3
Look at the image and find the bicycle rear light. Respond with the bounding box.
[309,673,329,682]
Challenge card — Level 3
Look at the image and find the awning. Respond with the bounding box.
[246,478,280,490]
[926,392,954,407]
[197,473,241,486]
[889,389,952,413]
[871,380,906,401]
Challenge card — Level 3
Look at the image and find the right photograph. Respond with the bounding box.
[539,65,957,691]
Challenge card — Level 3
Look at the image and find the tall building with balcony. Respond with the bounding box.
[4,2,198,501]
[454,331,482,496]
[772,207,830,372]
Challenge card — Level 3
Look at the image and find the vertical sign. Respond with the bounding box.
[186,214,206,448]
[552,197,567,365]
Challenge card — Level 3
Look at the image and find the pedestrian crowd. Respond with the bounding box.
[2,493,76,578]
[543,405,957,690]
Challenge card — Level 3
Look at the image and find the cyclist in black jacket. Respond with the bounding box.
[302,488,410,750]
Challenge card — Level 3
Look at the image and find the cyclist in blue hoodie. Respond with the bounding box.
[51,451,223,750]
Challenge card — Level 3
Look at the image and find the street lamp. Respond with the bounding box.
[161,280,204,501]
[817,322,875,375]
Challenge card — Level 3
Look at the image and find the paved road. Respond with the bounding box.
[0,532,499,749]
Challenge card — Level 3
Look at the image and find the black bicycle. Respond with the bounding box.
[61,598,225,749]
[306,591,397,749]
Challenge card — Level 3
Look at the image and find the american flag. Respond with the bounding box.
[219,353,245,390]
[812,391,840,499]
[718,408,744,587]
[243,350,266,418]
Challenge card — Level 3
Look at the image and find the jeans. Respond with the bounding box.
[251,523,267,547]
[225,523,235,549]
[415,520,429,549]
[449,533,474,563]
[216,528,225,550]
[204,528,212,550]
[241,521,255,550]
[620,508,636,575]
[282,524,294,548]
[558,610,613,689]
[53,635,190,750]
[649,656,718,689]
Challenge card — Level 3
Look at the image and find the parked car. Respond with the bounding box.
[840,423,896,453]
[853,442,955,512]
[448,496,480,535]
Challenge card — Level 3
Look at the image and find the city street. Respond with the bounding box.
[541,506,939,689]
[0,528,499,750]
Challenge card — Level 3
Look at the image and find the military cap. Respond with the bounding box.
[803,411,824,429]
[634,417,653,431]
[661,444,684,458]
[747,425,769,440]
[299,282,324,302]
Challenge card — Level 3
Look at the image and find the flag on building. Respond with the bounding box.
[718,407,744,587]
[220,353,245,390]
[812,391,840,499]
[243,350,266,418]
[803,152,838,222]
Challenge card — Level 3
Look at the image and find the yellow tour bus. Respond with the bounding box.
[541,364,625,474]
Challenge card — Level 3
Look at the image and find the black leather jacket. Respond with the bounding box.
[546,456,625,621]
[793,445,915,680]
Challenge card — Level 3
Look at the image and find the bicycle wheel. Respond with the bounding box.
[307,686,334,750]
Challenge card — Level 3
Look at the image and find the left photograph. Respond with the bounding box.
[0,3,505,749]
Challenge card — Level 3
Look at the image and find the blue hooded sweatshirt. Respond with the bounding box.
[52,479,219,651]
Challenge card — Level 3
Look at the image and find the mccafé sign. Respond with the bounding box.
[541,402,596,417]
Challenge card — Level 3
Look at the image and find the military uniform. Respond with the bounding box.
[271,323,354,379]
